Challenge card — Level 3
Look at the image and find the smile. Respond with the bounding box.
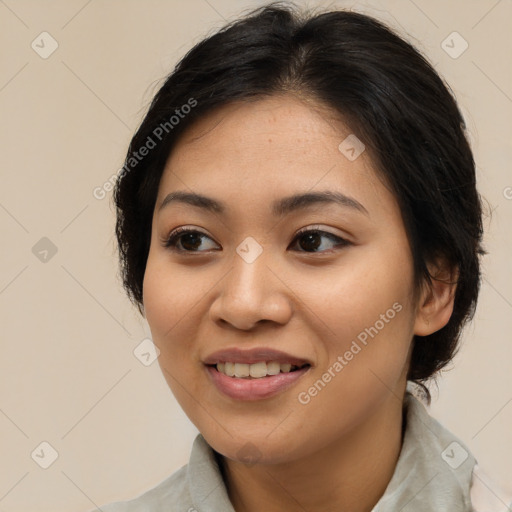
[205,362,311,400]
[213,361,309,378]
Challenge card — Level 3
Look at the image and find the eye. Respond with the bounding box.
[163,227,219,253]
[163,225,350,254]
[290,226,350,253]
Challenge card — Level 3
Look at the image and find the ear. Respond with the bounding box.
[413,260,458,336]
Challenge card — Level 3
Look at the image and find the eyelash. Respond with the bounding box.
[163,226,350,254]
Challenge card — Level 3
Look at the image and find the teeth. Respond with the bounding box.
[249,361,267,378]
[225,362,235,377]
[215,361,305,378]
[267,361,281,375]
[234,363,250,378]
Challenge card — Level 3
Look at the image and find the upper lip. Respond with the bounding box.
[203,347,311,366]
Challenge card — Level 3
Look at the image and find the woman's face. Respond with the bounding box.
[143,94,420,464]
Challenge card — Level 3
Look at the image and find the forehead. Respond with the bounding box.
[167,95,354,169]
[157,95,394,218]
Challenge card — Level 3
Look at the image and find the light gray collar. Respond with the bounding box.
[187,391,477,511]
[372,391,476,511]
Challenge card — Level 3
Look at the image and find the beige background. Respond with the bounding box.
[0,0,511,510]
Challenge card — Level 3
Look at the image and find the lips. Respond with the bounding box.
[203,347,312,400]
[203,347,312,367]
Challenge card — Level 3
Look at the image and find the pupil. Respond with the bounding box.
[300,232,320,251]
[182,233,201,250]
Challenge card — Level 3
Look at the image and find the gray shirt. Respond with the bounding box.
[96,392,511,511]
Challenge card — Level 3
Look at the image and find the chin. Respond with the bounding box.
[204,430,305,466]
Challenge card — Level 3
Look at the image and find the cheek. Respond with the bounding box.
[143,250,205,325]
[298,246,414,342]
[142,255,197,356]
[142,256,207,413]
[310,242,416,381]
[142,258,174,337]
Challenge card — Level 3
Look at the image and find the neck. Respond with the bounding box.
[218,393,407,512]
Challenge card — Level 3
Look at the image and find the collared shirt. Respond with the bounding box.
[97,392,512,511]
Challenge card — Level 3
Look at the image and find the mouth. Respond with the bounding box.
[207,361,311,379]
[203,347,312,400]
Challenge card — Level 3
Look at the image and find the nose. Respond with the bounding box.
[208,247,293,331]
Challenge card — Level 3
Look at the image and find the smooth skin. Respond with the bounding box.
[142,94,457,512]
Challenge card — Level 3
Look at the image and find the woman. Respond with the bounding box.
[98,2,510,511]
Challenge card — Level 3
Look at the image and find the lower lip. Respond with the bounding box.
[206,365,311,401]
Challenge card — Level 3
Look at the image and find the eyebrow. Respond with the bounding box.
[158,190,369,217]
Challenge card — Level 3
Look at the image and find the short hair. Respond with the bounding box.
[113,2,485,394]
